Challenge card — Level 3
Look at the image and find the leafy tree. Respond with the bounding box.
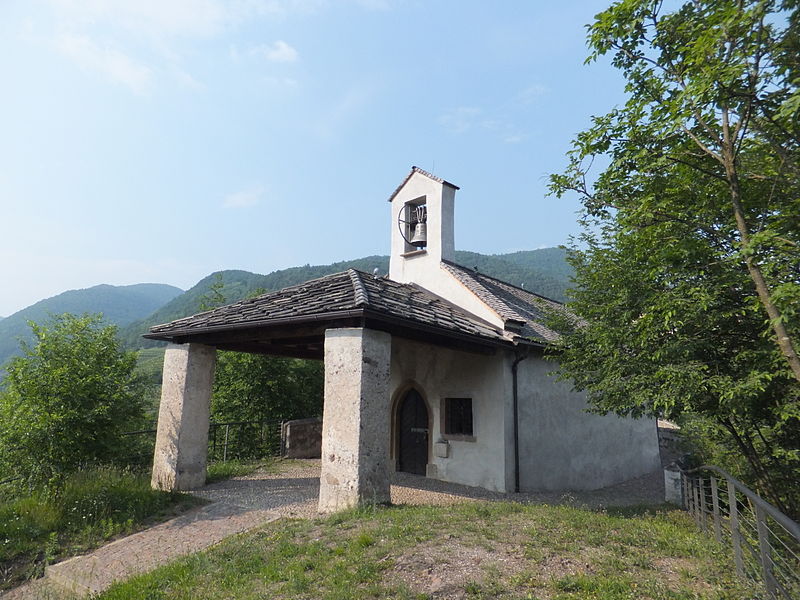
[198,273,227,311]
[549,0,799,515]
[553,0,799,379]
[212,353,323,424]
[0,314,147,486]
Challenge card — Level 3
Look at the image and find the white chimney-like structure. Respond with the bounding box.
[388,167,457,283]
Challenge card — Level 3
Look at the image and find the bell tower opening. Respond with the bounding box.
[398,197,427,253]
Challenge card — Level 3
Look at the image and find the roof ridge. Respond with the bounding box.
[441,261,527,324]
[348,269,370,307]
[387,166,460,202]
[441,259,563,306]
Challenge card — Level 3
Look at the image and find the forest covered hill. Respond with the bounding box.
[0,283,183,366]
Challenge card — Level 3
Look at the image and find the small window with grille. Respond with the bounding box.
[442,397,474,441]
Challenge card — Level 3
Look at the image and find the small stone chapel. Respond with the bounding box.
[147,167,660,513]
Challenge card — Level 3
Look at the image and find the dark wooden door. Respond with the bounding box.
[398,389,428,475]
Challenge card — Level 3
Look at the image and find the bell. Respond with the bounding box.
[410,222,427,247]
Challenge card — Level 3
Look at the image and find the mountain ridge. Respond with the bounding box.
[0,283,184,366]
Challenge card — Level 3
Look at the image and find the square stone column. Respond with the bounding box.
[151,343,216,491]
[319,328,392,513]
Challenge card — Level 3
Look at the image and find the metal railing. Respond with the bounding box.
[121,419,284,465]
[683,466,800,599]
[1,420,285,487]
[208,420,282,461]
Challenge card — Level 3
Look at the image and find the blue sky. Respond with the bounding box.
[0,0,626,317]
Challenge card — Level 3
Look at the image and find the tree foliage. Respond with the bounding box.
[0,314,147,486]
[549,0,799,516]
[211,353,323,425]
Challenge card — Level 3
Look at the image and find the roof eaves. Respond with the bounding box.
[360,307,510,349]
[144,308,367,342]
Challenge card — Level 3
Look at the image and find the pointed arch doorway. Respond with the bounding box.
[396,388,429,475]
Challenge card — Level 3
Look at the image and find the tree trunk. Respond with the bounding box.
[722,150,800,383]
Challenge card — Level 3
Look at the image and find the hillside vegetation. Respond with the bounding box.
[0,284,183,366]
[121,248,573,349]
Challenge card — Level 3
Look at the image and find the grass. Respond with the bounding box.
[205,459,272,484]
[96,501,757,600]
[0,467,201,590]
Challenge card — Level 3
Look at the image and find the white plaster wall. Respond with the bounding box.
[516,355,661,491]
[390,338,512,492]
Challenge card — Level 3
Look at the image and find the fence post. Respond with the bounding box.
[727,478,745,578]
[699,477,708,532]
[683,474,691,512]
[755,505,778,598]
[223,424,230,462]
[710,476,722,543]
[693,479,702,528]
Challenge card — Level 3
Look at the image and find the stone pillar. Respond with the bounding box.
[151,343,216,491]
[664,463,684,506]
[319,328,392,513]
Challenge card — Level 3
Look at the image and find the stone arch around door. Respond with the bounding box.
[391,383,431,476]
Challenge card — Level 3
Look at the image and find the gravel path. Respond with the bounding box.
[193,459,665,518]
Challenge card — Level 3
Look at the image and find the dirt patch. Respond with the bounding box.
[386,537,604,598]
[651,556,713,593]
[389,538,526,598]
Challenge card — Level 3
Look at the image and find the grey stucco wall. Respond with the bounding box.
[516,354,660,491]
[389,338,512,492]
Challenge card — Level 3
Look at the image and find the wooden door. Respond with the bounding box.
[398,389,428,475]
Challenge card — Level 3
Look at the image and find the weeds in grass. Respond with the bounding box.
[0,466,200,590]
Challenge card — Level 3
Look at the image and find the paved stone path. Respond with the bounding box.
[3,502,278,600]
[3,460,665,599]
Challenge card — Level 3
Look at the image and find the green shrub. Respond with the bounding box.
[0,314,148,486]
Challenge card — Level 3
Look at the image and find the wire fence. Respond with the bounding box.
[682,466,800,600]
[120,419,285,467]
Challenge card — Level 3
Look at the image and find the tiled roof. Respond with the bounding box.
[441,260,574,343]
[387,166,460,202]
[147,270,510,345]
